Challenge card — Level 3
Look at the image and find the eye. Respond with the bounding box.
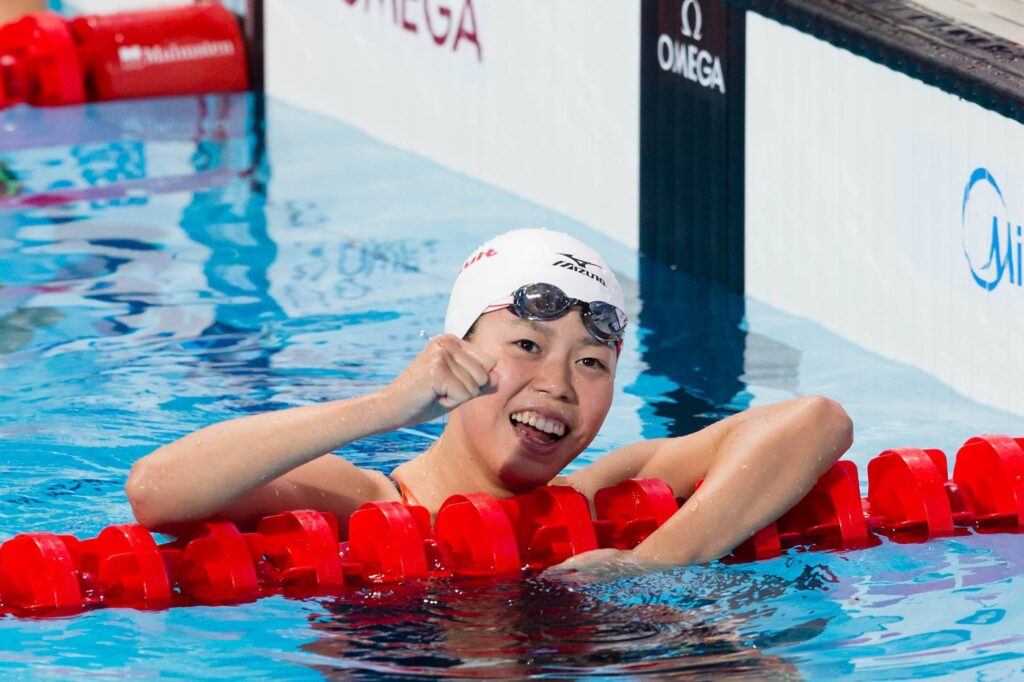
[579,357,607,371]
[515,339,540,353]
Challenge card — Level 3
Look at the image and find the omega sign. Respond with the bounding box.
[656,0,726,95]
[341,0,482,62]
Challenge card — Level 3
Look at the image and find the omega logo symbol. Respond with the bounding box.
[681,0,703,41]
[657,0,724,93]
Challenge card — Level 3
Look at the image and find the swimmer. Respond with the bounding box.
[125,229,852,568]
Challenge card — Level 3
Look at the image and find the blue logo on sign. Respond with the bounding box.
[962,167,1022,291]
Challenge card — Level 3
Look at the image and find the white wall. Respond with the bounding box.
[265,0,640,249]
[746,13,1024,416]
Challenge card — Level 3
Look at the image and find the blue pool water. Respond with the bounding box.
[2,94,1024,678]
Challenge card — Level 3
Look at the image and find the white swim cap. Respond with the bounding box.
[444,228,627,341]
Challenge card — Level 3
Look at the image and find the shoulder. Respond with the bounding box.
[286,454,399,500]
[224,455,402,527]
[286,457,403,517]
[362,467,403,502]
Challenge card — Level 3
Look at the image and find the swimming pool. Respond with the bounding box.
[2,93,1024,678]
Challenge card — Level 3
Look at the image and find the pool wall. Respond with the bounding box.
[744,12,1024,418]
[263,0,642,249]
[256,0,1024,417]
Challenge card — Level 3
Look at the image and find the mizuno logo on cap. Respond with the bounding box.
[552,253,606,286]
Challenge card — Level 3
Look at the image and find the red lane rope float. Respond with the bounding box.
[167,520,259,605]
[868,448,958,539]
[75,524,172,609]
[0,4,248,110]
[2,433,1024,616]
[341,502,432,584]
[0,533,82,614]
[594,478,676,550]
[500,486,598,570]
[250,510,344,594]
[953,435,1024,530]
[434,494,520,577]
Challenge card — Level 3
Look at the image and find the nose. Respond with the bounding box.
[532,354,577,403]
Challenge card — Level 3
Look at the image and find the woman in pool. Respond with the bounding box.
[126,228,852,567]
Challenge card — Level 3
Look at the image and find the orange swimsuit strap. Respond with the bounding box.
[389,473,420,507]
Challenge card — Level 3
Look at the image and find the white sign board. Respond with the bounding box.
[264,0,641,249]
[746,13,1024,416]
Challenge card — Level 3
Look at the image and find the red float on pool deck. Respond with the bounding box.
[0,4,248,110]
[1,434,1023,616]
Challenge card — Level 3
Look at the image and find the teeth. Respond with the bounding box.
[511,411,566,437]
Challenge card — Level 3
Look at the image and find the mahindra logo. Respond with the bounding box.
[116,41,236,70]
[118,45,143,64]
[681,0,702,41]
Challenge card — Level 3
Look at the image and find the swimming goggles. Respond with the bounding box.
[509,283,627,345]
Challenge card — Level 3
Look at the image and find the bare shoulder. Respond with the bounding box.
[361,467,402,499]
[220,454,401,529]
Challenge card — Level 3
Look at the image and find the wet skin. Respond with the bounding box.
[128,300,851,568]
[443,309,617,492]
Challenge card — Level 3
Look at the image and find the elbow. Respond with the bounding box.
[802,395,853,462]
[125,459,170,530]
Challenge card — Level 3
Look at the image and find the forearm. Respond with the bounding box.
[631,396,852,564]
[126,390,396,527]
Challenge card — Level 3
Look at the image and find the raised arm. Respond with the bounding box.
[125,335,495,530]
[566,396,852,566]
[125,394,396,530]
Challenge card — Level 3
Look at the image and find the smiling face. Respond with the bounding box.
[446,308,617,492]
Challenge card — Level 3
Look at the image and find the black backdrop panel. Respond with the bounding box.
[639,0,746,293]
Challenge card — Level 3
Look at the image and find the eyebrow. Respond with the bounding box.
[516,317,611,350]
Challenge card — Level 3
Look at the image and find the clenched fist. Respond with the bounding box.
[378,334,497,428]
